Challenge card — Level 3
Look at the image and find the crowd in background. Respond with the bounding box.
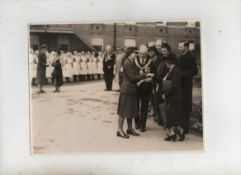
[29,50,105,85]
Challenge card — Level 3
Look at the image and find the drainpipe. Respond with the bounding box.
[113,23,117,51]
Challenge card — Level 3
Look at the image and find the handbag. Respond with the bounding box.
[51,70,56,77]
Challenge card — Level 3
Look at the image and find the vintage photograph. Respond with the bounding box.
[29,21,203,154]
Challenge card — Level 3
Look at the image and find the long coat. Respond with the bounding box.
[117,57,144,118]
[157,52,176,103]
[37,52,47,84]
[52,59,63,86]
[162,66,182,128]
[97,56,104,74]
[30,53,37,79]
[177,50,198,112]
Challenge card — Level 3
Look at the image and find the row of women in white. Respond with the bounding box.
[29,49,104,80]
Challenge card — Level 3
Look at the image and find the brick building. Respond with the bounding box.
[30,21,200,56]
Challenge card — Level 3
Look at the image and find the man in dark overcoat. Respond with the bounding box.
[37,44,48,93]
[103,45,116,91]
[134,45,156,132]
[177,41,198,134]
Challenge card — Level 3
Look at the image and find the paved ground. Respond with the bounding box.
[31,80,203,154]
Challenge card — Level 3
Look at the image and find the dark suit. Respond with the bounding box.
[163,66,183,128]
[103,52,116,90]
[177,50,198,133]
[52,60,63,87]
[134,56,155,130]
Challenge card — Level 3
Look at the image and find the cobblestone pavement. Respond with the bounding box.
[31,80,203,154]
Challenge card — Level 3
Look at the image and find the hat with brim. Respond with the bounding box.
[125,47,138,55]
[148,46,157,52]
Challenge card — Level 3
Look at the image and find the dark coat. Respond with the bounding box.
[37,52,47,84]
[162,66,183,128]
[177,51,198,112]
[120,57,144,95]
[163,66,182,101]
[103,52,116,75]
[134,56,156,95]
[157,52,176,103]
[52,59,63,86]
[117,57,144,118]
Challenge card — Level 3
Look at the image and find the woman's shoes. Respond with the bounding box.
[176,128,185,141]
[116,131,129,139]
[126,129,140,136]
[164,134,176,141]
[139,127,146,132]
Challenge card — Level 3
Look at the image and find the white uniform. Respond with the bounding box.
[29,52,37,79]
[97,55,104,74]
[86,56,92,75]
[90,56,97,74]
[46,52,54,78]
[64,54,73,78]
[80,55,87,75]
[72,55,80,75]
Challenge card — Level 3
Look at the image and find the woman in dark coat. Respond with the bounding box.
[117,47,147,139]
[52,51,63,93]
[162,55,185,141]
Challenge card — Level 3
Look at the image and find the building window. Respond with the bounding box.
[30,34,39,51]
[91,37,104,51]
[186,21,196,28]
[57,36,69,52]
[124,39,136,47]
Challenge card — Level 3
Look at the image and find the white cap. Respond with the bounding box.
[139,44,148,54]
[155,39,163,48]
[148,41,155,48]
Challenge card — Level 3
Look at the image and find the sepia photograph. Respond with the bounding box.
[29,21,203,154]
[1,0,241,174]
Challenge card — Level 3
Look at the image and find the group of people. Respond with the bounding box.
[31,39,198,142]
[29,49,105,87]
[114,40,198,142]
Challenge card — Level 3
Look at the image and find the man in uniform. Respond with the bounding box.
[134,45,156,132]
[36,44,48,93]
[177,41,198,135]
[103,45,116,91]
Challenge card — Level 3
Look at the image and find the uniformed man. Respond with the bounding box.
[103,45,116,91]
[177,41,198,135]
[134,45,156,132]
[36,44,48,93]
